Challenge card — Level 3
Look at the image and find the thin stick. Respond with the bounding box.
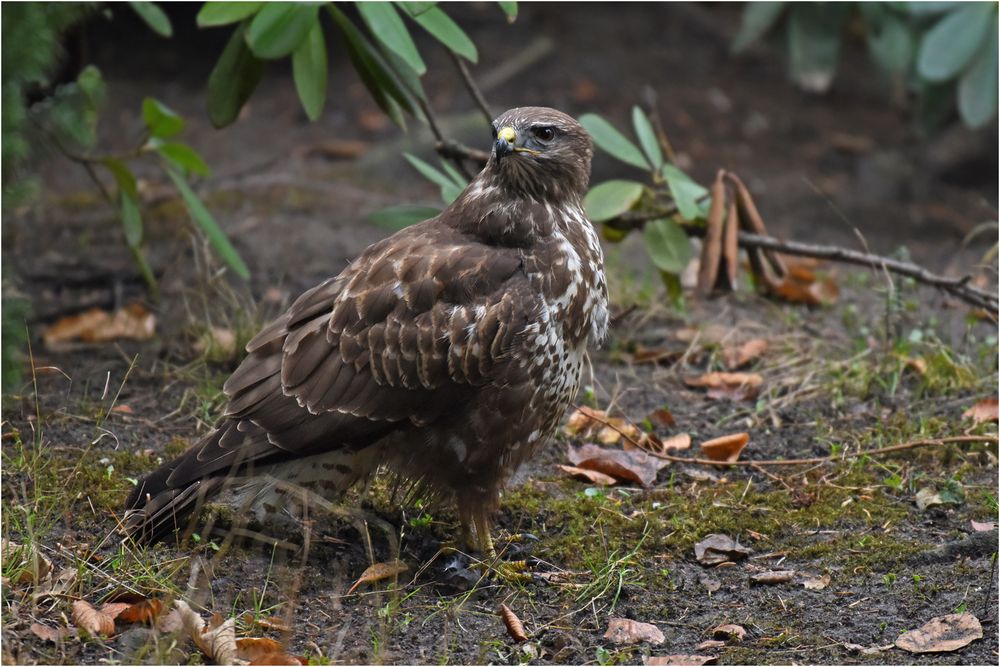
[608,211,997,314]
[582,410,996,467]
[451,51,493,123]
[417,97,473,180]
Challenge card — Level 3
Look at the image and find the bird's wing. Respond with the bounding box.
[159,224,531,488]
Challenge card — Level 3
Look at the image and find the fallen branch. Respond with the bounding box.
[609,210,998,314]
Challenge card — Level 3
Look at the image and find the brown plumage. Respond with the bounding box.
[124,107,608,555]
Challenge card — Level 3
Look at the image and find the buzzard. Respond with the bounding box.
[125,107,608,560]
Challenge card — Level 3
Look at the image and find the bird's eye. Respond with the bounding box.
[491,124,498,139]
[532,126,555,142]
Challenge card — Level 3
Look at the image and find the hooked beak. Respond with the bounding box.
[494,126,516,162]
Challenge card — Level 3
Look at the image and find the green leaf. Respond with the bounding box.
[583,180,645,222]
[405,5,477,62]
[292,22,328,121]
[438,159,469,188]
[328,5,416,127]
[197,2,263,28]
[157,142,211,177]
[165,168,250,279]
[129,1,172,37]
[643,218,693,274]
[958,19,998,128]
[731,2,786,53]
[397,2,437,17]
[120,190,143,247]
[357,2,426,76]
[917,3,993,82]
[578,114,650,171]
[76,65,105,109]
[103,158,138,199]
[497,1,517,22]
[631,106,663,170]
[660,270,685,310]
[141,97,184,137]
[661,164,708,221]
[207,23,266,128]
[787,4,849,92]
[368,205,441,231]
[404,153,463,203]
[246,2,320,59]
[865,11,915,77]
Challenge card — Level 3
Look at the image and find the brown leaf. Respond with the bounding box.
[563,406,606,436]
[684,372,762,401]
[557,464,616,486]
[768,273,839,306]
[72,599,115,637]
[963,398,998,424]
[660,433,692,452]
[970,520,996,532]
[156,608,184,634]
[32,566,77,601]
[895,613,983,654]
[604,617,665,645]
[632,346,683,365]
[695,640,725,651]
[711,623,746,641]
[347,560,409,594]
[176,602,239,666]
[499,603,528,642]
[721,339,768,369]
[697,171,727,294]
[648,408,676,428]
[2,539,52,586]
[644,656,716,666]
[30,622,68,643]
[699,433,749,464]
[99,602,132,620]
[117,598,164,624]
[237,638,295,664]
[750,570,794,585]
[567,443,669,487]
[802,573,831,590]
[694,534,752,566]
[43,303,156,347]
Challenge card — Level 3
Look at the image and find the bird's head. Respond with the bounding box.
[486,107,593,203]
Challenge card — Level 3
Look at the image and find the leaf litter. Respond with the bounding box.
[694,534,752,566]
[604,617,665,645]
[895,613,983,653]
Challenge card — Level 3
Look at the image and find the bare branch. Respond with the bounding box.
[450,52,493,124]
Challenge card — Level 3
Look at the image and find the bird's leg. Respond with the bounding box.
[472,511,531,584]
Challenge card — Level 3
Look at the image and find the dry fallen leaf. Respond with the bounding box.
[43,303,156,347]
[632,346,684,365]
[962,398,999,424]
[711,623,746,641]
[699,433,749,464]
[648,408,676,428]
[156,608,184,634]
[237,637,303,665]
[566,443,669,487]
[749,570,794,585]
[644,656,716,666]
[970,520,996,532]
[684,372,763,401]
[32,566,77,601]
[175,601,238,665]
[1,540,52,586]
[604,617,665,645]
[557,464,616,486]
[499,603,528,642]
[30,622,69,643]
[694,534,752,566]
[721,339,768,369]
[895,613,983,654]
[72,599,115,637]
[802,574,831,590]
[695,640,725,651]
[660,433,692,452]
[915,487,944,511]
[699,575,721,593]
[117,598,164,624]
[99,602,132,620]
[563,406,607,436]
[347,560,409,594]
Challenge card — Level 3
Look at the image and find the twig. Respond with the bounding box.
[451,51,493,124]
[435,139,490,168]
[582,410,997,467]
[607,210,998,314]
[416,97,473,180]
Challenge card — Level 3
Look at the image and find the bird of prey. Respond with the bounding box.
[125,107,608,561]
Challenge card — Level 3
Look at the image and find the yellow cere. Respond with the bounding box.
[498,126,517,143]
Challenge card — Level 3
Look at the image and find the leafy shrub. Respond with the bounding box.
[732,1,998,130]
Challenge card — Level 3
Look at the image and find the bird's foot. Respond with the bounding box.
[471,556,533,585]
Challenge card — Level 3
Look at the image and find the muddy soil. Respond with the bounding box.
[2,3,997,666]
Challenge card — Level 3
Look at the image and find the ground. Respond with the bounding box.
[2,3,997,666]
